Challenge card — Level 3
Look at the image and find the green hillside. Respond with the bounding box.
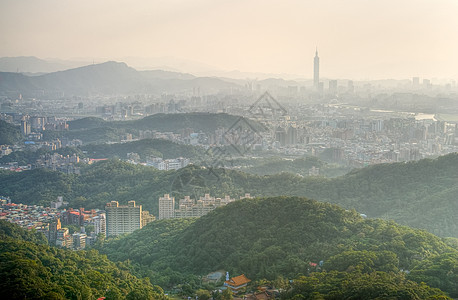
[0,147,83,165]
[0,220,167,300]
[238,156,352,178]
[122,112,265,133]
[65,113,264,144]
[0,138,202,165]
[0,119,23,145]
[97,196,457,297]
[285,271,450,299]
[45,113,264,144]
[81,138,205,160]
[0,153,457,238]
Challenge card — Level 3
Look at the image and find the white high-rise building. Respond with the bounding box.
[159,194,175,220]
[93,213,106,237]
[105,201,142,237]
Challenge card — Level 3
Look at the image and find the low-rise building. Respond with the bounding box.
[224,274,251,294]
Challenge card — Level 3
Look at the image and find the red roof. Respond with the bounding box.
[225,274,251,287]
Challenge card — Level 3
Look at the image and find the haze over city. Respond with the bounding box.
[1,0,458,79]
[1,1,458,299]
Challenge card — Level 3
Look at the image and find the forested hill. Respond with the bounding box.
[62,113,265,143]
[69,113,264,133]
[98,196,457,297]
[80,138,205,160]
[0,120,23,145]
[0,220,167,300]
[0,153,457,238]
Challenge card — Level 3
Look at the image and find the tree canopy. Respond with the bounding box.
[0,220,167,300]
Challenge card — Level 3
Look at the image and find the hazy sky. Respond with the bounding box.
[1,0,458,79]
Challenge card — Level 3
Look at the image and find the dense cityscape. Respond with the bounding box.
[1,1,458,299]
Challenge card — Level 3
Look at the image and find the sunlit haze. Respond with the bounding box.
[1,0,458,79]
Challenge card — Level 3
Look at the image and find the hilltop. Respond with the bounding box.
[68,112,264,133]
[59,112,265,143]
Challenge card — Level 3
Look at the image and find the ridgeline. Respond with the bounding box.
[62,113,265,144]
[0,153,457,238]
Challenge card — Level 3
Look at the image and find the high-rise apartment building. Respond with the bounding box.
[158,194,175,220]
[21,120,31,136]
[329,80,337,94]
[105,201,142,237]
[93,213,106,237]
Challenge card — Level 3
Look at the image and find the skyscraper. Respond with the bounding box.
[314,48,320,90]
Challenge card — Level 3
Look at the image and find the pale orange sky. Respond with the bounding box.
[1,0,458,79]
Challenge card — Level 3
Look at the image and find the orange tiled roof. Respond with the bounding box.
[225,274,251,287]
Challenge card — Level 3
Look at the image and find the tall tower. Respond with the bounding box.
[314,48,320,90]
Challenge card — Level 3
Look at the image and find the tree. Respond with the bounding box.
[220,288,233,300]
[196,289,211,300]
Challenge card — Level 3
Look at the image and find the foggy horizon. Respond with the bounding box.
[1,0,458,80]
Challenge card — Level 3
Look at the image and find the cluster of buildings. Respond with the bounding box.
[19,115,68,136]
[146,156,190,171]
[1,195,157,250]
[0,145,13,157]
[0,197,59,230]
[43,206,108,250]
[96,99,187,118]
[48,219,91,250]
[269,113,458,167]
[35,152,82,174]
[116,109,457,169]
[158,193,253,220]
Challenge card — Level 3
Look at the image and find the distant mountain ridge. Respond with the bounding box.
[0,60,240,96]
[0,56,82,73]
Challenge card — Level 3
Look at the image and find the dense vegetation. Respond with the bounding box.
[0,153,457,238]
[0,146,83,165]
[81,138,205,160]
[0,119,23,145]
[235,156,351,178]
[62,113,265,143]
[0,138,205,165]
[0,220,167,300]
[284,271,450,299]
[97,197,457,297]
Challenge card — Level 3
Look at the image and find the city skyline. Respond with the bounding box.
[1,0,458,80]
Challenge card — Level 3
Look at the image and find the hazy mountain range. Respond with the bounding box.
[0,60,240,96]
[0,56,417,98]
